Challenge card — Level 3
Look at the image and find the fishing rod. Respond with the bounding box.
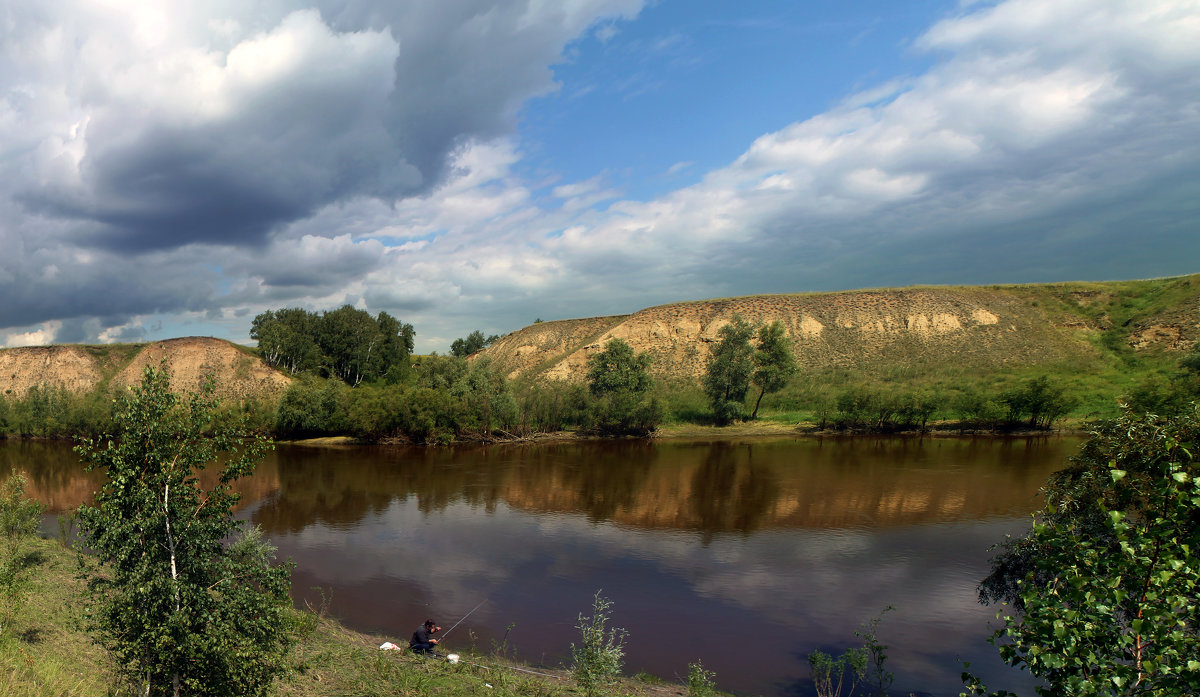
[440,599,487,641]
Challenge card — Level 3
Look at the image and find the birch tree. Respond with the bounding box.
[76,366,294,697]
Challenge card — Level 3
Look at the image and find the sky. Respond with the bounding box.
[1,0,1198,353]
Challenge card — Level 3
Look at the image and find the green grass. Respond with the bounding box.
[2,538,701,697]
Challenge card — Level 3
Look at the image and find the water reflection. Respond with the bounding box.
[1,436,1077,697]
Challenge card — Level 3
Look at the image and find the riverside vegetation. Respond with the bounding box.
[3,276,1200,442]
[3,312,1198,444]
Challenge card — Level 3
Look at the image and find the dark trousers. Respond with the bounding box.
[410,642,434,655]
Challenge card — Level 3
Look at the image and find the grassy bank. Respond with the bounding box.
[2,537,699,697]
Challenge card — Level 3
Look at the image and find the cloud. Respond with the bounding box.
[5,1,649,251]
[0,0,645,344]
[389,0,1196,348]
[4,322,62,348]
[3,0,1199,353]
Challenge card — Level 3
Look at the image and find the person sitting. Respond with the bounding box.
[409,619,442,655]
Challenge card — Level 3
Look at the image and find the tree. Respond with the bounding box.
[971,406,1200,696]
[250,308,321,375]
[450,330,500,358]
[750,321,796,420]
[998,376,1074,429]
[76,366,295,697]
[703,316,756,425]
[251,305,415,385]
[587,339,652,396]
[0,472,43,637]
[584,339,661,436]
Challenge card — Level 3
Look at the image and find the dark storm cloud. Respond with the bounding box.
[0,231,218,330]
[229,235,388,290]
[9,2,640,255]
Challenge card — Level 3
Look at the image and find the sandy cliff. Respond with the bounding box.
[480,278,1200,382]
[0,337,289,401]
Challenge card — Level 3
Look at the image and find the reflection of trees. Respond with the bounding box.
[563,441,656,522]
[689,443,781,543]
[3,437,1080,538]
[0,440,105,512]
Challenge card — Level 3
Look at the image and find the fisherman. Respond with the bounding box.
[409,619,442,655]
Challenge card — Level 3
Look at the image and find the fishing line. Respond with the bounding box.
[440,598,487,641]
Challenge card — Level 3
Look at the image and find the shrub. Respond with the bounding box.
[687,660,718,697]
[999,376,1074,429]
[0,472,43,636]
[808,646,866,697]
[972,406,1200,695]
[275,377,349,438]
[571,591,627,697]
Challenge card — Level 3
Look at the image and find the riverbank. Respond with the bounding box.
[280,417,1084,448]
[3,537,699,697]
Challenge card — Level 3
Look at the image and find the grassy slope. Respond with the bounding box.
[496,275,1198,381]
[2,537,693,697]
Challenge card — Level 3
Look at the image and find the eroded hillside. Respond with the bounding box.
[0,337,290,402]
[481,276,1200,382]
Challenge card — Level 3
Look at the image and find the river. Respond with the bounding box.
[0,435,1079,696]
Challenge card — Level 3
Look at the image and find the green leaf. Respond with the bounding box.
[1110,469,1127,482]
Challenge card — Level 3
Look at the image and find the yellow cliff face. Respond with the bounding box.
[477,278,1200,383]
[0,336,290,402]
[0,345,105,395]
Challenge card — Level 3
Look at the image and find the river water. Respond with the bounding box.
[1,435,1079,696]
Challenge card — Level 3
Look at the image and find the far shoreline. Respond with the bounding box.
[281,419,1087,448]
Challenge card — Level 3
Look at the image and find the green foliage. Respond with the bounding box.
[0,384,114,438]
[339,358,520,443]
[571,591,627,697]
[587,339,653,396]
[1124,344,1200,416]
[809,645,867,697]
[703,316,756,425]
[275,376,350,438]
[584,339,662,435]
[1181,342,1200,376]
[450,330,500,357]
[998,376,1075,429]
[973,406,1200,696]
[250,307,321,375]
[830,386,941,432]
[516,382,590,432]
[0,472,43,637]
[687,660,718,697]
[251,305,415,385]
[856,607,895,697]
[75,366,295,697]
[953,387,1003,431]
[808,607,895,697]
[750,321,797,419]
[584,391,665,437]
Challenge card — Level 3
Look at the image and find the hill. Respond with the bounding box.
[479,275,1200,385]
[0,337,290,402]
